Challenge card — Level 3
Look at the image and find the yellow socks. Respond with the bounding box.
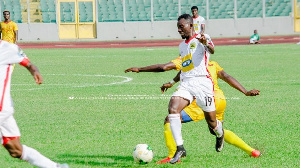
[164,123,177,158]
[224,129,255,155]
[164,125,255,157]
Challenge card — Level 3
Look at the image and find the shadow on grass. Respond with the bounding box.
[56,154,134,167]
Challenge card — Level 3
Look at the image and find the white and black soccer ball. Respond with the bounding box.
[133,144,154,164]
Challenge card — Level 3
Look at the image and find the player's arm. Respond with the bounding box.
[125,62,176,73]
[160,71,181,93]
[14,30,18,44]
[206,44,214,54]
[198,33,214,54]
[218,70,259,96]
[24,62,43,85]
[200,24,205,34]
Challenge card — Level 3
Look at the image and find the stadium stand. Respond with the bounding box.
[1,0,23,23]
[0,0,292,23]
[97,0,292,22]
[40,0,56,23]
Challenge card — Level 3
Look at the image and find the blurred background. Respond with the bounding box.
[0,0,299,41]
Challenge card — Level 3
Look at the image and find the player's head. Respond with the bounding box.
[3,10,10,20]
[177,14,194,39]
[191,6,198,17]
[254,30,258,34]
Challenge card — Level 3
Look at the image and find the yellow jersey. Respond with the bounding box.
[0,21,18,43]
[170,57,226,121]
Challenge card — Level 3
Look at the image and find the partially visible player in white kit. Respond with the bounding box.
[191,6,205,34]
[168,14,224,164]
[0,40,69,168]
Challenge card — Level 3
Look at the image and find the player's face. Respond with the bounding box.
[3,12,10,20]
[177,18,192,39]
[191,9,198,17]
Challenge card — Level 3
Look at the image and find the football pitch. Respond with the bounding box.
[0,43,299,167]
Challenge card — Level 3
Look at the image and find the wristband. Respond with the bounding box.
[169,79,177,85]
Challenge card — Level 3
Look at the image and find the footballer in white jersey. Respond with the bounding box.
[0,40,69,168]
[193,15,205,34]
[167,14,224,164]
[0,41,29,112]
[191,6,205,34]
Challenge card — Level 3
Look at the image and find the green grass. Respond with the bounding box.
[0,44,299,167]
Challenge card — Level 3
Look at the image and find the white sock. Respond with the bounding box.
[213,119,224,138]
[168,114,183,146]
[21,145,58,168]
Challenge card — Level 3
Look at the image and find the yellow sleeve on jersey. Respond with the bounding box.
[13,22,18,31]
[170,56,182,71]
[214,61,224,73]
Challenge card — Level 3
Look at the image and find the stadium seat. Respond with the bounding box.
[42,12,50,23]
[144,0,151,7]
[79,13,87,22]
[49,12,56,22]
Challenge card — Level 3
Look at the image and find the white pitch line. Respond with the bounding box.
[11,74,133,91]
[65,56,107,58]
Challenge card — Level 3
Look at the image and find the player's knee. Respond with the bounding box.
[168,106,179,114]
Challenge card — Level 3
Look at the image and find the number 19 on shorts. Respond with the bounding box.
[205,96,213,106]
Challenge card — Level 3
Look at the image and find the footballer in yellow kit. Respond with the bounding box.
[0,21,18,43]
[154,57,261,163]
[0,11,18,44]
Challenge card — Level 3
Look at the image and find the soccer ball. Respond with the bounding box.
[133,144,154,164]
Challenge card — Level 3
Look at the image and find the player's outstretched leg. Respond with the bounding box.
[170,145,186,164]
[21,145,70,168]
[224,129,261,157]
[4,138,69,168]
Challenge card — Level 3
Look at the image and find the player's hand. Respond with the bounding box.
[124,67,139,73]
[160,83,173,93]
[197,33,207,45]
[245,89,260,96]
[34,73,43,85]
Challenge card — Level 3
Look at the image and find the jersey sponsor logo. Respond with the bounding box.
[193,24,198,30]
[181,53,194,72]
[182,59,192,67]
[190,42,196,49]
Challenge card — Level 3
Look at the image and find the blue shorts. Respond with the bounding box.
[181,110,193,123]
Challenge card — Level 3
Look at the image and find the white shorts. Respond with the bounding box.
[0,107,21,144]
[172,76,216,112]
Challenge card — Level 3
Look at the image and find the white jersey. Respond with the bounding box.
[179,34,210,79]
[0,40,29,111]
[193,15,205,34]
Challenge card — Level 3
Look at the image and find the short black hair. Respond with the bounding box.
[178,14,193,23]
[3,10,10,15]
[191,6,198,10]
